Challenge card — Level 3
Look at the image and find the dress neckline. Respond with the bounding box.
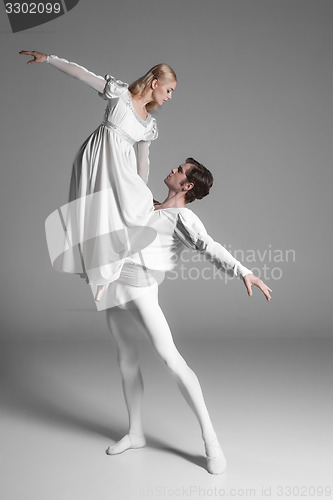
[127,91,152,127]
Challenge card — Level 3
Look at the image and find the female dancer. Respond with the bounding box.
[19,50,177,298]
[102,158,272,474]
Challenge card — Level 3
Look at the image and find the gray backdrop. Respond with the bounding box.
[1,0,332,340]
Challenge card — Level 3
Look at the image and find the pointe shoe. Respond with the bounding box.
[95,284,109,302]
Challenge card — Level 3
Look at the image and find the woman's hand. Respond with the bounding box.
[243,273,272,301]
[19,50,47,64]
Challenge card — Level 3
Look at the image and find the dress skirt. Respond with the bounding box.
[45,124,156,286]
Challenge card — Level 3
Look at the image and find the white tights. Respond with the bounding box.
[105,287,226,473]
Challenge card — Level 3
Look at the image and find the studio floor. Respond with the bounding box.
[1,337,332,500]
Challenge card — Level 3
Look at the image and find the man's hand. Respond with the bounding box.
[243,274,272,302]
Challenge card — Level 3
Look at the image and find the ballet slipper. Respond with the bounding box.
[205,440,227,475]
[95,283,109,302]
[105,434,146,455]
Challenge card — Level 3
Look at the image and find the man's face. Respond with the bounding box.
[164,163,193,191]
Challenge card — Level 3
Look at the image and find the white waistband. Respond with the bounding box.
[102,121,135,145]
[117,261,156,287]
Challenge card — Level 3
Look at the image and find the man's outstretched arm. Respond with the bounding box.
[175,211,272,302]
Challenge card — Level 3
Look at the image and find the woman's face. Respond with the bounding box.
[152,79,177,106]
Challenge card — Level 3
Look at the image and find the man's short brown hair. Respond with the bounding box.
[184,157,214,203]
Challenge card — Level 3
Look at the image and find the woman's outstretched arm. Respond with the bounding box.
[19,50,106,93]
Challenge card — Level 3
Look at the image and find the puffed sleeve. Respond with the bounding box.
[46,55,106,93]
[175,210,253,279]
[144,117,158,142]
[101,74,129,99]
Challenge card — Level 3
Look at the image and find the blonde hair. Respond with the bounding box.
[128,64,177,112]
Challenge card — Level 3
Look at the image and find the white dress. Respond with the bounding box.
[44,56,158,286]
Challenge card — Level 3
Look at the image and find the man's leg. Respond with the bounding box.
[105,306,146,454]
[127,289,226,474]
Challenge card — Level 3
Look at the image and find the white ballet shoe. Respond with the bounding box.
[95,284,109,302]
[205,440,227,475]
[106,434,146,455]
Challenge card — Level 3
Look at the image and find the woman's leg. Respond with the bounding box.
[105,306,146,454]
[128,290,226,473]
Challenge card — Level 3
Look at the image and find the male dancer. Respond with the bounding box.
[103,157,271,475]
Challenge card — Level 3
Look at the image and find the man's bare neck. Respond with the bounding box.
[154,192,186,210]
